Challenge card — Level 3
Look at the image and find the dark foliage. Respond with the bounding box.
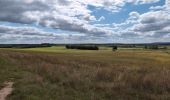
[66,45,99,50]
[144,45,159,50]
[112,46,118,51]
[0,44,52,48]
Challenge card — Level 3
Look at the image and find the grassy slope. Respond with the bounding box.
[0,47,170,100]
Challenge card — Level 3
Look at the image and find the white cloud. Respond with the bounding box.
[129,11,140,19]
[110,0,170,41]
[98,16,105,21]
[166,0,170,8]
[120,0,170,39]
[136,0,160,4]
[0,25,88,43]
[0,0,117,37]
[0,25,116,43]
[150,6,166,11]
[0,0,168,43]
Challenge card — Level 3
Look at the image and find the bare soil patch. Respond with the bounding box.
[0,82,13,100]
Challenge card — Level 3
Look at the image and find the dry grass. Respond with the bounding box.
[0,48,170,100]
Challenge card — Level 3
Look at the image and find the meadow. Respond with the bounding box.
[0,46,170,100]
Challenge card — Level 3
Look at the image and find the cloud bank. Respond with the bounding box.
[0,0,170,43]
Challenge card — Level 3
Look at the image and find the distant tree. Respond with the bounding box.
[144,45,148,49]
[163,46,167,49]
[150,45,158,49]
[160,46,167,49]
[112,46,118,51]
[65,45,70,49]
[145,45,159,50]
[132,44,136,47]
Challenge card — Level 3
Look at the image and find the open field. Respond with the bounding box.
[0,46,170,100]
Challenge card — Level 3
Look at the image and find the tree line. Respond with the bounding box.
[65,45,99,50]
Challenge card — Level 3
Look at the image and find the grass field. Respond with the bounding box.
[0,46,170,100]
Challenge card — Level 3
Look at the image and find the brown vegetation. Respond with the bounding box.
[0,49,170,100]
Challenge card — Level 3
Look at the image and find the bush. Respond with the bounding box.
[112,46,118,51]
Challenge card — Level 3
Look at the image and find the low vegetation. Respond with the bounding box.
[144,45,168,50]
[0,47,170,100]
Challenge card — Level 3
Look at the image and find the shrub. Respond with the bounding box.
[112,46,118,51]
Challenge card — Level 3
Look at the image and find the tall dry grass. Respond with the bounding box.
[0,50,170,100]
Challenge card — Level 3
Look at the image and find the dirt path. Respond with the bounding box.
[0,82,13,100]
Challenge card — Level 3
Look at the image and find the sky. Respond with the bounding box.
[0,0,170,44]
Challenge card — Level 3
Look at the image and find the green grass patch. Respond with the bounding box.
[1,46,103,54]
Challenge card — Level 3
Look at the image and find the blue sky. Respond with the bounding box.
[90,0,165,24]
[0,0,170,43]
